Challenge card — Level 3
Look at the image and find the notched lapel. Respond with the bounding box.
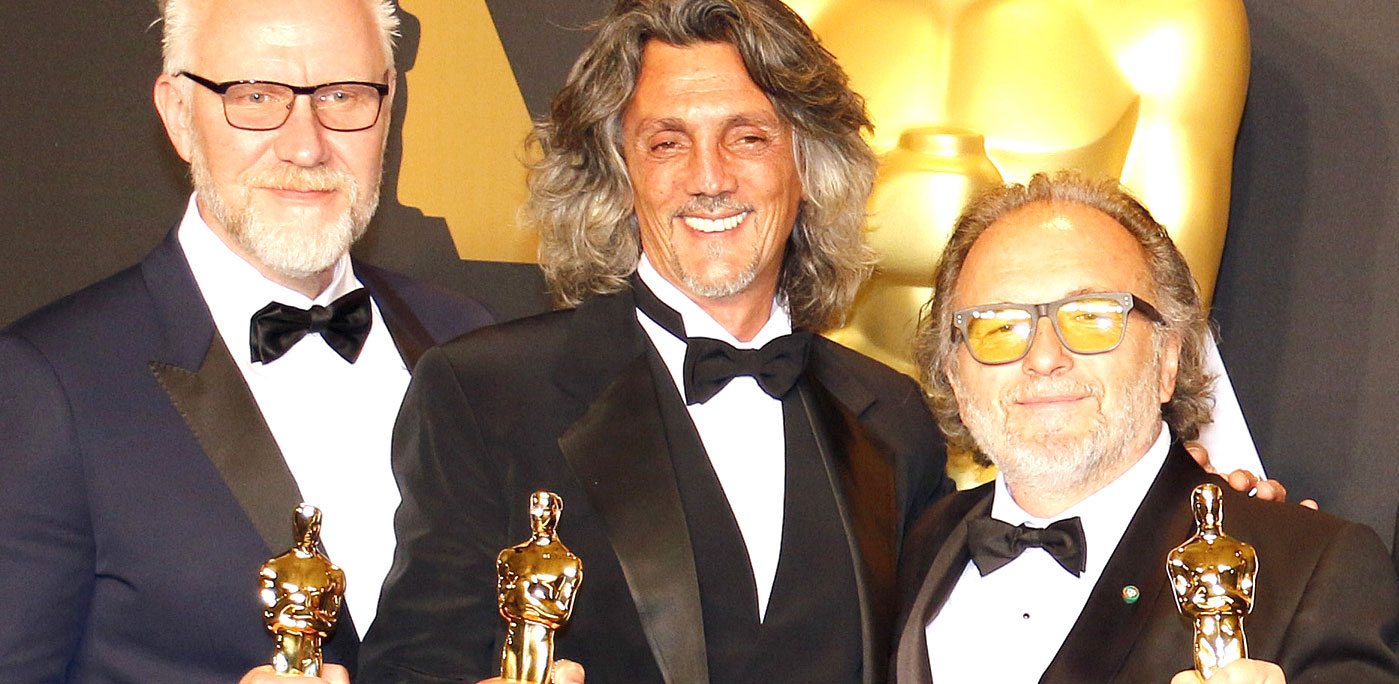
[149,335,303,556]
[558,353,708,684]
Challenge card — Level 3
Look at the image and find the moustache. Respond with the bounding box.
[670,194,752,219]
[1002,376,1102,404]
[244,164,356,194]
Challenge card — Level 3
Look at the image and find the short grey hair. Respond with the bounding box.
[157,0,400,75]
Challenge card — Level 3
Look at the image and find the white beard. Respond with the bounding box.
[188,136,379,280]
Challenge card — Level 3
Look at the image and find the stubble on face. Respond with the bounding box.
[951,334,1167,504]
[660,194,766,298]
[187,115,382,281]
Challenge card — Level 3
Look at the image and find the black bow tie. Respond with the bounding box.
[629,274,810,405]
[967,515,1087,577]
[249,288,372,364]
[683,332,812,404]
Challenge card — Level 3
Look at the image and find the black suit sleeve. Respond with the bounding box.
[892,375,955,538]
[359,347,509,683]
[0,332,94,681]
[1277,519,1399,683]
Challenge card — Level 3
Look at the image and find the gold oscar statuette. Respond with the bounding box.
[1166,483,1258,679]
[497,491,583,684]
[258,503,346,676]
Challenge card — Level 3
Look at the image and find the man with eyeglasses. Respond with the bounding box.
[893,171,1399,684]
[0,1,490,682]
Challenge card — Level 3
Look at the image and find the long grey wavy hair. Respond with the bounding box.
[913,171,1216,451]
[524,0,877,331]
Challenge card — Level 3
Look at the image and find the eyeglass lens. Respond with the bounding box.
[221,82,383,131]
[963,297,1130,364]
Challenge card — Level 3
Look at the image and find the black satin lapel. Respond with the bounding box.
[1040,445,1205,684]
[801,381,897,684]
[141,228,218,370]
[149,336,303,555]
[356,261,433,370]
[895,495,987,684]
[558,353,708,684]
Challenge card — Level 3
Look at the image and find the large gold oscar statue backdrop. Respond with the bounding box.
[788,0,1249,485]
[396,1,538,263]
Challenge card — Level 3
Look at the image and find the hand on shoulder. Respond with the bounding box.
[1185,442,1318,509]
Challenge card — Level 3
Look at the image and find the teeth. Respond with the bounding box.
[682,212,748,233]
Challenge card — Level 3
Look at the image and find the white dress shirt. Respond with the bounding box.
[926,424,1173,683]
[177,195,408,636]
[635,255,789,621]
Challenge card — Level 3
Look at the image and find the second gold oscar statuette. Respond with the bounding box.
[497,491,583,684]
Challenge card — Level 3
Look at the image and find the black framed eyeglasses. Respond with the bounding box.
[180,72,389,132]
[952,292,1164,365]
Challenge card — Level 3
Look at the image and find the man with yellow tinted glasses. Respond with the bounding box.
[893,171,1399,684]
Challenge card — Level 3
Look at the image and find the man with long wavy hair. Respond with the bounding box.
[361,1,954,682]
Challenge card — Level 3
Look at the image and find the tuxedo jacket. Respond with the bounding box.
[359,284,953,684]
[0,230,493,684]
[893,445,1399,683]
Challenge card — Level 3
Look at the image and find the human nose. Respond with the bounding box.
[685,140,738,197]
[272,95,331,167]
[1022,314,1073,376]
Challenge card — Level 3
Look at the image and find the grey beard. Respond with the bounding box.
[671,239,763,299]
[953,355,1164,503]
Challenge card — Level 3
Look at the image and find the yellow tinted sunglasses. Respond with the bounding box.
[952,292,1163,365]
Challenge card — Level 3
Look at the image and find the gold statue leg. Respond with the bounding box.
[501,620,555,684]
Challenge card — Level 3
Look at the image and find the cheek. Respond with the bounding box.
[626,162,674,216]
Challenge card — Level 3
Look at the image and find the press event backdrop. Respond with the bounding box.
[2,1,1396,547]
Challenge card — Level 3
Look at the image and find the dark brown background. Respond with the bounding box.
[2,1,1395,548]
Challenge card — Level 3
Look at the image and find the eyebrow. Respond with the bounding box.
[635,112,783,136]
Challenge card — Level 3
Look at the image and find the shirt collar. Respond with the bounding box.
[635,253,790,349]
[990,422,1172,572]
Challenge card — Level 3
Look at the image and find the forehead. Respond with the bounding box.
[953,201,1154,307]
[623,40,781,130]
[192,0,385,80]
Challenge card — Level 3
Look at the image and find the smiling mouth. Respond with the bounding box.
[681,211,750,233]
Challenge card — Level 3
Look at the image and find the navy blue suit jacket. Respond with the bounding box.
[0,230,492,683]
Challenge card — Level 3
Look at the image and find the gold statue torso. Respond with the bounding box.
[803,0,1249,315]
